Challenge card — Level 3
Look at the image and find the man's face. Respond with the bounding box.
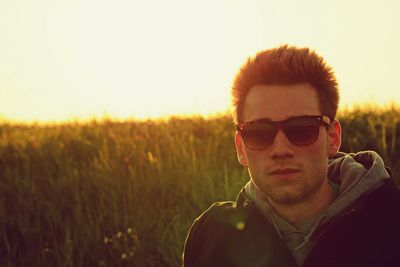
[235,83,341,205]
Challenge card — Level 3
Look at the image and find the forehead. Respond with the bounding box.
[243,83,321,122]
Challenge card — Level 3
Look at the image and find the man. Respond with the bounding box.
[183,45,400,267]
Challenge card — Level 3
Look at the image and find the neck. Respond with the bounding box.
[267,180,334,228]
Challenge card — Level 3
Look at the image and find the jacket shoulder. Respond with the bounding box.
[183,201,243,266]
[305,179,400,267]
[198,201,247,227]
[183,199,296,267]
[184,201,246,248]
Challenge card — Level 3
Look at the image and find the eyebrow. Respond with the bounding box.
[247,114,314,123]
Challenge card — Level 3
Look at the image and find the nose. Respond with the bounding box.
[270,129,295,159]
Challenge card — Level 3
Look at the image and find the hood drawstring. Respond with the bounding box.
[294,213,326,251]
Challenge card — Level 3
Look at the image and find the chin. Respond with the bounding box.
[266,187,306,205]
[272,195,303,205]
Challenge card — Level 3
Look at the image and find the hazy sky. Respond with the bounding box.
[1,0,399,122]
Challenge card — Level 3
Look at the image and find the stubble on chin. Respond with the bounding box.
[257,172,309,205]
[265,183,306,204]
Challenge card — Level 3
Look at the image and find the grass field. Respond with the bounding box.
[0,107,399,266]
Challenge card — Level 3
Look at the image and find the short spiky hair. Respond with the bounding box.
[231,45,339,124]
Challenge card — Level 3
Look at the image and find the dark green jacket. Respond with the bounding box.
[183,178,400,267]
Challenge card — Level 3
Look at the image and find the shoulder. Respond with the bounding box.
[185,201,247,246]
[365,178,400,207]
[199,201,247,225]
[182,201,243,267]
[308,179,400,267]
[187,188,254,236]
[359,178,400,228]
[183,199,296,267]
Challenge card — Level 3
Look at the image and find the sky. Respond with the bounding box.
[0,0,399,122]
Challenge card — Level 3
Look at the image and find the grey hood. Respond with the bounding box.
[327,150,390,201]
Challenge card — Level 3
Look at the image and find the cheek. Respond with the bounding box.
[305,131,329,158]
[308,142,327,158]
[300,140,329,174]
[244,151,266,176]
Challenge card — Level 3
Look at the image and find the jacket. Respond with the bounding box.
[183,153,400,267]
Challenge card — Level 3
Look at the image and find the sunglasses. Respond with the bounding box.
[237,115,331,150]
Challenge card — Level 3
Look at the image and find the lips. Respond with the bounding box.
[270,168,300,175]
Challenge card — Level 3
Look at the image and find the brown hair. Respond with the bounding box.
[231,45,339,123]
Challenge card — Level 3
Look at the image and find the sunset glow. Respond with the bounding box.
[1,0,399,122]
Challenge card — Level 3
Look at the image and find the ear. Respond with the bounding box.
[234,131,248,166]
[327,120,342,157]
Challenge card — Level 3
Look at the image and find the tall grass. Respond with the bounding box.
[0,107,399,266]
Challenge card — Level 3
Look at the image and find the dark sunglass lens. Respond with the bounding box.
[285,117,319,146]
[242,122,275,149]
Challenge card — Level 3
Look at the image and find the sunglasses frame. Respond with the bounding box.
[236,115,331,150]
